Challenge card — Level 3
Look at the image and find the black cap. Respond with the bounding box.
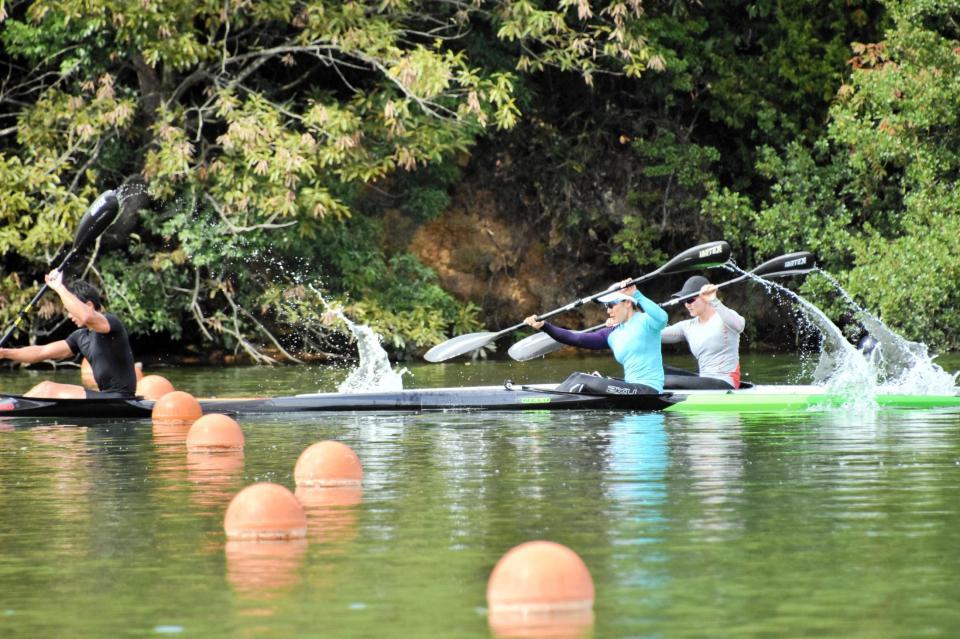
[672,275,710,299]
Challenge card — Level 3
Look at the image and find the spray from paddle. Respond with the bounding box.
[305,285,407,393]
[729,266,877,408]
[728,265,955,401]
[330,308,407,393]
[815,271,957,393]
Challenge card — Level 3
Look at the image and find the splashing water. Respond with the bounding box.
[735,269,877,406]
[728,265,956,402]
[115,181,149,203]
[334,311,407,393]
[305,286,407,393]
[816,271,957,394]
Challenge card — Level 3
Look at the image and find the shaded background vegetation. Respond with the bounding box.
[0,0,956,363]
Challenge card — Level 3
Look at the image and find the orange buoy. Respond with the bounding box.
[487,541,595,614]
[137,374,175,400]
[224,483,307,541]
[152,390,203,424]
[293,441,363,487]
[186,413,244,452]
[80,358,98,390]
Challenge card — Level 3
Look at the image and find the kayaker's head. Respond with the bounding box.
[597,291,636,324]
[66,280,103,311]
[673,275,709,316]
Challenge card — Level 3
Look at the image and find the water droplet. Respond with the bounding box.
[154,625,184,634]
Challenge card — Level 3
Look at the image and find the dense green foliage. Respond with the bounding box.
[0,0,957,359]
[705,1,960,347]
[0,0,653,359]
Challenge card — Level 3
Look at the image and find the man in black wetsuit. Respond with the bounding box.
[0,269,136,399]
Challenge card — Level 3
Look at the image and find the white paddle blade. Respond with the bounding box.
[507,332,565,361]
[423,331,499,362]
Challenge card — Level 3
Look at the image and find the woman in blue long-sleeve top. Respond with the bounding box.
[523,282,668,392]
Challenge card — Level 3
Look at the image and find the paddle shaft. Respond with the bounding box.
[496,242,732,335]
[490,271,681,339]
[423,240,731,362]
[0,190,120,348]
[507,252,816,361]
[0,247,80,348]
[663,251,815,307]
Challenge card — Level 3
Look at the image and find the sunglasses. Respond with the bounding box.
[683,296,700,305]
[604,301,622,309]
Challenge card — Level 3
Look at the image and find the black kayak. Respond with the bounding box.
[0,395,154,418]
[0,385,681,419]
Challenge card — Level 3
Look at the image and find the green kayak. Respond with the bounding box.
[665,385,960,413]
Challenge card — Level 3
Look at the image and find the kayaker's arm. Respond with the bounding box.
[710,300,746,333]
[661,322,686,344]
[47,270,111,333]
[0,340,73,364]
[541,323,614,350]
[633,291,668,328]
[699,283,745,333]
[523,315,614,349]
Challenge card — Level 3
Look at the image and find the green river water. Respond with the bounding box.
[1,352,960,638]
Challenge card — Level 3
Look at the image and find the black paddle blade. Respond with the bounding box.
[72,190,120,251]
[0,190,121,348]
[656,240,731,276]
[751,251,816,278]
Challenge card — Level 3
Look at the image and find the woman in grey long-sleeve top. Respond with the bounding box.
[662,276,745,389]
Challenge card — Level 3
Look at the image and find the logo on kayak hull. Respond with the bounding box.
[606,385,642,395]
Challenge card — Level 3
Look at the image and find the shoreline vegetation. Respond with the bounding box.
[1,1,958,363]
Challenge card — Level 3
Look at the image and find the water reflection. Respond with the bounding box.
[607,413,667,506]
[225,538,308,597]
[295,485,363,548]
[601,412,670,624]
[152,420,191,445]
[668,413,746,536]
[151,421,190,492]
[187,451,245,510]
[488,607,595,639]
[26,425,93,529]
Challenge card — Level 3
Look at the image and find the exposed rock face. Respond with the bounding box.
[410,184,606,329]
